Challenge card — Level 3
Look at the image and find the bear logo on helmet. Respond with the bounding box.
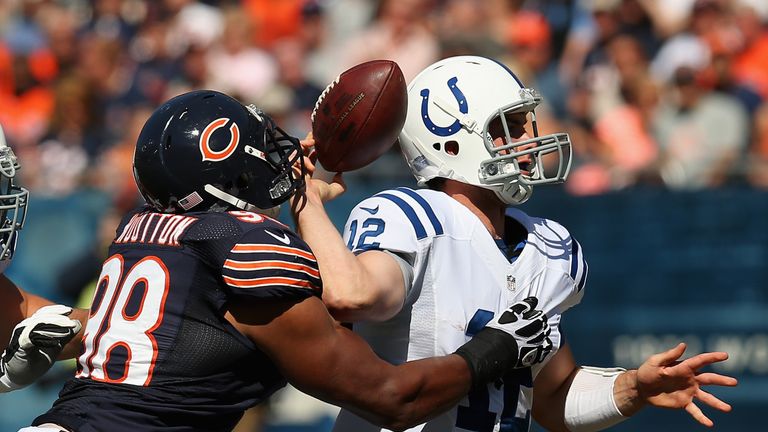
[199,117,240,162]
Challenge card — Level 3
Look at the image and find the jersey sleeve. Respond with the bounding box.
[564,237,588,310]
[343,192,423,256]
[222,225,322,300]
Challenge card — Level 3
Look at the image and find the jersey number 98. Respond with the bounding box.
[76,254,170,386]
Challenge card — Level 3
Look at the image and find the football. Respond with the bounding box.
[311,60,407,172]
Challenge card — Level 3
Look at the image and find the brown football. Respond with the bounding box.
[311,60,407,172]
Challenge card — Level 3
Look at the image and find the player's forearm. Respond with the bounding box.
[0,277,48,347]
[255,297,473,429]
[293,199,379,318]
[330,353,473,430]
[612,370,646,416]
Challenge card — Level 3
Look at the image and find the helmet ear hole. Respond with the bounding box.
[444,140,459,156]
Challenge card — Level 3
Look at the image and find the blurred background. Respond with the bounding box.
[0,0,766,430]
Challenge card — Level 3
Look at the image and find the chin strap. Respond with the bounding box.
[204,184,257,211]
[496,182,532,205]
[203,184,280,217]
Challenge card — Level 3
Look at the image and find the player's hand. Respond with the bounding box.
[455,297,552,385]
[486,296,553,368]
[0,305,82,393]
[291,133,346,210]
[632,343,737,427]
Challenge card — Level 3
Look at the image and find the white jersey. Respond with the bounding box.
[333,187,587,432]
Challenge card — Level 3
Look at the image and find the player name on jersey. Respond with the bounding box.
[115,212,197,246]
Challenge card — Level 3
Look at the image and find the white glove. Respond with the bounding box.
[486,296,553,368]
[0,304,82,393]
[455,296,552,386]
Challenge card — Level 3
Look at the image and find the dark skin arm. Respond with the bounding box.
[0,274,87,359]
[226,295,472,431]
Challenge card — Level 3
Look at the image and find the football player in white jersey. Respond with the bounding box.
[292,55,738,432]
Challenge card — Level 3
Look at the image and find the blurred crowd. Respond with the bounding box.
[2,0,768,204]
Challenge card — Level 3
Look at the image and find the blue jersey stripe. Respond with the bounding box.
[570,239,580,280]
[395,187,444,235]
[465,309,494,336]
[375,192,428,239]
[577,261,588,292]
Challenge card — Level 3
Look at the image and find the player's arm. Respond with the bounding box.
[228,296,467,429]
[531,341,738,431]
[294,200,405,322]
[227,295,552,430]
[0,274,86,358]
[0,274,84,393]
[291,152,406,322]
[0,274,45,345]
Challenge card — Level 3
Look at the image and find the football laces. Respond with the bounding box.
[311,74,341,123]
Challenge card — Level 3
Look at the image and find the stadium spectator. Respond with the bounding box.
[747,101,768,187]
[24,75,98,196]
[205,6,278,102]
[653,66,750,188]
[504,10,569,119]
[730,1,768,101]
[435,0,504,59]
[339,0,439,81]
[0,48,54,148]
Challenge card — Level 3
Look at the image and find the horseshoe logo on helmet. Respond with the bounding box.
[420,76,468,137]
[199,118,240,162]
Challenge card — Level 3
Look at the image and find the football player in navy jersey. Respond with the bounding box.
[13,90,557,432]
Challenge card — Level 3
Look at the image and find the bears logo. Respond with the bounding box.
[199,118,240,162]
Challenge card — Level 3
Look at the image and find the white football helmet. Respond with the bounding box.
[398,56,572,204]
[0,124,28,266]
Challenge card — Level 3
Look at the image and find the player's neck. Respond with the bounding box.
[443,181,506,239]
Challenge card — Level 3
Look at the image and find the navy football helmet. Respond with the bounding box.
[133,90,305,214]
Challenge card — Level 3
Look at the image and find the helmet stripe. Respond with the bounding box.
[489,58,525,87]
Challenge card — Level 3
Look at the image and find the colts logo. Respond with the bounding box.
[420,76,468,137]
[199,118,240,162]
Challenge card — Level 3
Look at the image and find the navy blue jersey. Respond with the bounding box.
[34,208,321,432]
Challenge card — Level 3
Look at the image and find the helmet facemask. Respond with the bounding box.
[257,106,306,205]
[478,88,572,204]
[0,128,28,263]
